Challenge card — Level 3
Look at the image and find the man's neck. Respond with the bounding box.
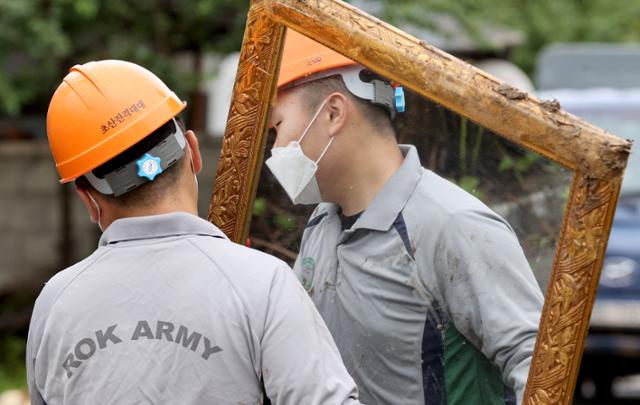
[327,135,404,216]
[101,197,198,231]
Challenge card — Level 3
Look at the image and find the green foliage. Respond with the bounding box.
[4,0,640,116]
[253,197,267,217]
[458,175,485,200]
[379,0,640,75]
[498,150,539,185]
[452,114,539,197]
[501,0,640,74]
[4,0,639,116]
[0,0,249,117]
[0,336,27,391]
[274,213,296,232]
[0,0,70,115]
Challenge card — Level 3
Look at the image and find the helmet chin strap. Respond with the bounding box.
[86,190,104,232]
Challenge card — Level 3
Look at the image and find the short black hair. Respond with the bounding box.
[296,73,394,135]
[75,116,187,208]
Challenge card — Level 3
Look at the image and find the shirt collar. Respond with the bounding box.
[350,144,423,232]
[99,212,228,246]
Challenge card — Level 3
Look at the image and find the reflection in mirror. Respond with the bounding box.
[249,29,570,405]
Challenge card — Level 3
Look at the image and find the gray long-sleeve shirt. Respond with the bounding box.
[294,145,544,405]
[27,212,361,405]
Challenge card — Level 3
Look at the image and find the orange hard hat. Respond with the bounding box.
[277,30,357,89]
[47,60,186,183]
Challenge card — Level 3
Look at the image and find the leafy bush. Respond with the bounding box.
[0,336,26,391]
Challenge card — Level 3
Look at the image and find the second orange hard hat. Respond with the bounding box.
[278,30,357,89]
[47,60,186,183]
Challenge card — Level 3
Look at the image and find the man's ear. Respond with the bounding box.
[75,186,99,223]
[185,130,202,174]
[326,92,348,136]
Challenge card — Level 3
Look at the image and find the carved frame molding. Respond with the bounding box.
[208,1,631,403]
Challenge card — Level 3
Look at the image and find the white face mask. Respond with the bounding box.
[188,145,199,193]
[266,98,334,205]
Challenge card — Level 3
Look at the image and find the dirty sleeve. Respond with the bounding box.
[432,209,544,404]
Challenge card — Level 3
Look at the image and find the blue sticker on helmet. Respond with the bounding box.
[136,153,163,181]
[395,87,406,113]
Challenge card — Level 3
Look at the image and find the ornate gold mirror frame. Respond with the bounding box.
[207,1,632,403]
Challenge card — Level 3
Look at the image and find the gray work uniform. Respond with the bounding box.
[294,145,544,405]
[27,212,361,405]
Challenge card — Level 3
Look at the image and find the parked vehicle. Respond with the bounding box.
[538,44,640,401]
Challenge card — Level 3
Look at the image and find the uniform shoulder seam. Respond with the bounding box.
[38,248,113,319]
[184,238,265,339]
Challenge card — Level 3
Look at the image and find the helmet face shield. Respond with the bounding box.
[84,118,187,197]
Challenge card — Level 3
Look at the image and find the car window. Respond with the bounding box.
[571,110,640,196]
[537,88,640,197]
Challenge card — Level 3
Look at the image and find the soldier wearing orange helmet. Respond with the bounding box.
[267,30,543,405]
[27,60,362,405]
